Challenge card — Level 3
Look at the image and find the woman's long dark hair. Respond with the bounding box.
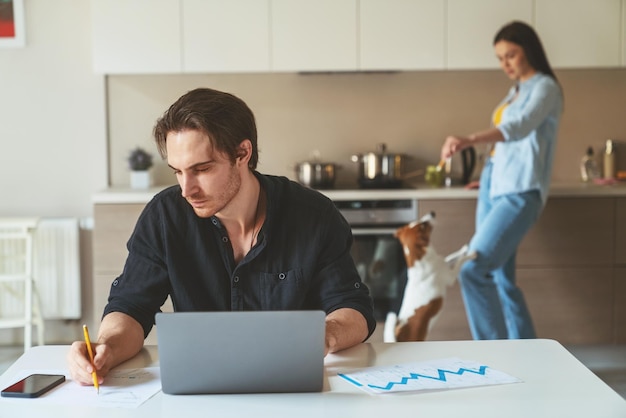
[494,21,558,84]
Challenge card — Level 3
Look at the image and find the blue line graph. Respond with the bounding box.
[338,358,521,394]
[366,365,488,391]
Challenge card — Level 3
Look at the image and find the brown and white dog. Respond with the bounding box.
[383,212,476,342]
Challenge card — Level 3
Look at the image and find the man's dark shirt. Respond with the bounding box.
[104,173,376,338]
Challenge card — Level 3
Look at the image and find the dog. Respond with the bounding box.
[383,211,476,342]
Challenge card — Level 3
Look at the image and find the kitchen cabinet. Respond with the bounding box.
[93,204,172,344]
[616,198,626,265]
[91,0,626,74]
[417,198,476,256]
[519,267,614,344]
[93,191,626,345]
[359,0,445,71]
[446,0,533,70]
[182,0,270,73]
[419,196,622,344]
[615,268,626,344]
[535,0,622,68]
[90,0,182,74]
[271,0,357,72]
[517,197,615,267]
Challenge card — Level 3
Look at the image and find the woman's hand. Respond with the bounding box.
[441,135,470,160]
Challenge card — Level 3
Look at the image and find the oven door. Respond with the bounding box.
[350,227,407,322]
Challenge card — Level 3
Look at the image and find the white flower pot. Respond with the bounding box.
[130,170,152,189]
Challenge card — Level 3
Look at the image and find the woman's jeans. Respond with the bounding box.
[460,160,542,340]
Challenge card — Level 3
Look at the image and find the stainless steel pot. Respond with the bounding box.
[351,143,412,188]
[295,161,339,189]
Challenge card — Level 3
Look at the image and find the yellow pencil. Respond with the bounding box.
[82,324,100,394]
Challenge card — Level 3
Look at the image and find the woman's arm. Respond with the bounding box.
[441,127,504,160]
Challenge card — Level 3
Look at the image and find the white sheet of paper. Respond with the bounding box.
[1,368,161,408]
[338,357,522,395]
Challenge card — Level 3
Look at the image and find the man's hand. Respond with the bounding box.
[324,308,369,356]
[66,312,145,385]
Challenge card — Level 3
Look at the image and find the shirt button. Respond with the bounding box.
[112,279,119,286]
[354,282,360,289]
[222,236,229,243]
[211,218,218,225]
[233,276,240,283]
[278,273,286,280]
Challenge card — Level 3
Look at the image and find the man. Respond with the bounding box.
[68,88,376,386]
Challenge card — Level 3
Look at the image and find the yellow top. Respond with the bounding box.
[490,102,509,156]
[492,102,508,127]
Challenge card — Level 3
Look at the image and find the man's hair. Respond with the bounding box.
[153,88,258,169]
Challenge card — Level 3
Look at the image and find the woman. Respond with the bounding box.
[441,21,563,340]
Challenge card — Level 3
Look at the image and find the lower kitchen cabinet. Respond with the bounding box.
[519,268,614,344]
[518,197,615,267]
[615,198,626,265]
[615,268,626,344]
[418,196,623,344]
[93,203,172,344]
[426,267,615,345]
[425,285,472,342]
[418,199,476,256]
[94,194,625,345]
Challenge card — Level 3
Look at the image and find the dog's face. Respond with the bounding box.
[395,217,433,267]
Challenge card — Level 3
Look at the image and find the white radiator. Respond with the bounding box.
[0,218,81,320]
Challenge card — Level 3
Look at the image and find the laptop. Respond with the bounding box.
[155,310,326,395]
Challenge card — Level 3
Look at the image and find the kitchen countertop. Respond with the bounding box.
[92,181,626,204]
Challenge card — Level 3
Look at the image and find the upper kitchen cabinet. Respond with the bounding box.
[447,0,533,70]
[182,0,270,73]
[359,0,445,71]
[91,0,182,74]
[535,0,622,68]
[271,0,358,72]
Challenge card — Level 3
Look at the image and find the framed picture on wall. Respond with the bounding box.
[0,0,25,48]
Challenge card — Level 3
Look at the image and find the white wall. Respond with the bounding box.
[0,0,107,217]
[0,0,107,344]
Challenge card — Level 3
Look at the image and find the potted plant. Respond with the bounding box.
[128,147,154,189]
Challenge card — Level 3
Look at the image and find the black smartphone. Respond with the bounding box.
[1,374,66,398]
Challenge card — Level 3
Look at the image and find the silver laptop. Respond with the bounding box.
[155,310,326,395]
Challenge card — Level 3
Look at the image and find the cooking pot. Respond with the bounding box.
[351,143,420,188]
[295,161,339,189]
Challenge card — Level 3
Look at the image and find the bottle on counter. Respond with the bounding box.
[603,139,616,179]
[580,146,600,182]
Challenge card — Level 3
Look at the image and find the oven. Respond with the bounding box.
[334,198,418,321]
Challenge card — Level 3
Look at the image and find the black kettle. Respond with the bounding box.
[461,147,476,185]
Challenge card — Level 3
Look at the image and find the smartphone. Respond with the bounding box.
[1,374,66,398]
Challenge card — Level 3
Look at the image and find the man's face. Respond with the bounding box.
[166,129,241,218]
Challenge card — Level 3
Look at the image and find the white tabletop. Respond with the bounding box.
[1,339,625,417]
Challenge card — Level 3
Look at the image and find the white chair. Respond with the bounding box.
[0,218,45,350]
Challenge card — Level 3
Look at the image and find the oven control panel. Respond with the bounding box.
[333,199,418,226]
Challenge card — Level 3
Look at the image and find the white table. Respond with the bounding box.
[1,339,625,417]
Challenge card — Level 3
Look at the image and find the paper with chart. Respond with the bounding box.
[1,368,161,408]
[338,357,521,395]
